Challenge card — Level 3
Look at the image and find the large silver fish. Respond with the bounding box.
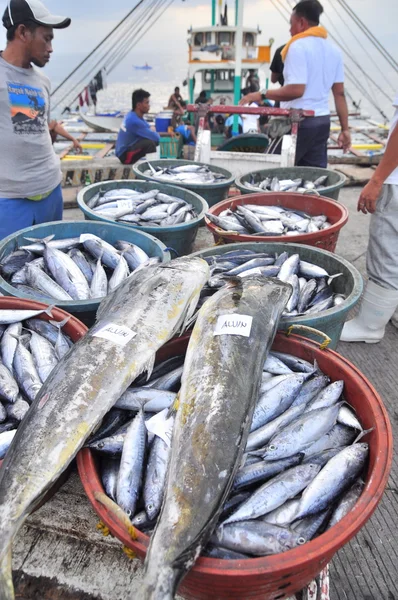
[0,256,209,600]
[141,275,292,600]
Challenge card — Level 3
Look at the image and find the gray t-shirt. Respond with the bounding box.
[0,56,61,198]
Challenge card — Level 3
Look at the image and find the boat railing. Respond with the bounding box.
[189,45,271,64]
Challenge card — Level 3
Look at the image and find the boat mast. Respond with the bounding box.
[233,0,244,133]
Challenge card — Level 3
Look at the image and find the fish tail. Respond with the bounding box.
[44,304,55,318]
[140,565,176,600]
[0,544,14,600]
[23,235,54,244]
[50,316,71,330]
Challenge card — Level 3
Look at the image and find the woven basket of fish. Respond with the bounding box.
[132,159,235,208]
[190,242,363,349]
[77,330,391,600]
[235,167,346,201]
[0,220,170,327]
[77,180,209,256]
[0,297,87,505]
[205,192,349,252]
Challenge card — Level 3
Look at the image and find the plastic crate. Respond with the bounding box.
[159,134,183,159]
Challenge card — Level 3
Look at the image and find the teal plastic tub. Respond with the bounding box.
[235,167,346,201]
[77,180,208,256]
[190,242,363,349]
[0,220,170,327]
[133,159,234,207]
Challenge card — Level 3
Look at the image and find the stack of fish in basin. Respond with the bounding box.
[205,192,349,252]
[206,203,333,236]
[132,159,235,207]
[78,276,372,600]
[0,220,169,326]
[191,242,363,349]
[0,304,76,461]
[0,256,211,600]
[77,181,209,256]
[235,166,346,201]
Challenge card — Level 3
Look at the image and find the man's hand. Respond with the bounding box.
[357,179,383,214]
[239,92,261,106]
[338,129,351,153]
[72,139,83,153]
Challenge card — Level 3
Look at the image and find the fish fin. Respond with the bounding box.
[166,392,180,418]
[24,235,54,244]
[93,491,138,541]
[353,427,374,443]
[43,304,55,318]
[0,544,14,600]
[133,354,156,383]
[49,316,71,330]
[327,273,343,285]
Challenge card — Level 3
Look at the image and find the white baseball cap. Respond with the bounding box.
[3,0,71,30]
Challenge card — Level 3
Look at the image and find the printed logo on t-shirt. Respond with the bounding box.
[7,82,47,135]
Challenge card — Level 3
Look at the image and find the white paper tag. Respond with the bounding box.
[145,409,174,447]
[92,323,137,346]
[116,199,133,211]
[239,268,263,278]
[214,314,253,337]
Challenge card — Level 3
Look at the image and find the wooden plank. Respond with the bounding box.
[95,143,114,159]
[329,134,364,158]
[58,133,87,160]
[351,127,386,146]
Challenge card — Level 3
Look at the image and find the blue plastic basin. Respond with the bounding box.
[190,242,363,350]
[0,220,170,327]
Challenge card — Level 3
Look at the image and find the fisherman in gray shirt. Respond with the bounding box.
[0,0,71,239]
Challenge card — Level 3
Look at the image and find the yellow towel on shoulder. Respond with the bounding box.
[281,26,327,62]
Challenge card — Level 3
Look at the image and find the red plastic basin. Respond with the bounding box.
[77,332,392,600]
[0,297,88,502]
[205,192,349,252]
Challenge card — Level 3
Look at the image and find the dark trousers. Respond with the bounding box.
[118,138,158,165]
[295,115,331,168]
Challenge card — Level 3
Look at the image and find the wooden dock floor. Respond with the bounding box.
[11,186,398,599]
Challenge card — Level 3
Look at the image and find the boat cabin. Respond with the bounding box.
[186,25,272,104]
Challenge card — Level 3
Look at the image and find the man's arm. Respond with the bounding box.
[50,121,83,152]
[270,72,280,84]
[239,84,305,106]
[332,82,351,154]
[128,115,160,144]
[358,124,398,214]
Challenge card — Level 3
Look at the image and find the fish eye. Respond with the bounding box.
[298,537,306,545]
[148,504,154,510]
[268,445,276,451]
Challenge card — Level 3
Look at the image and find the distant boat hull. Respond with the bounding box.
[134,65,152,70]
[79,110,123,133]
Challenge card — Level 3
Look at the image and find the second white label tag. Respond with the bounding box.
[92,323,137,346]
[214,314,253,337]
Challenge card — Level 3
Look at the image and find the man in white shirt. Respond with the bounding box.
[341,92,398,343]
[242,102,260,134]
[240,0,351,167]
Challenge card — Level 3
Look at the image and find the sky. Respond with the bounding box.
[0,0,397,118]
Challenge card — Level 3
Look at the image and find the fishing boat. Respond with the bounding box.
[134,63,152,70]
[79,110,124,133]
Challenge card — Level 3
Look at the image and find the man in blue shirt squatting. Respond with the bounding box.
[116,89,160,165]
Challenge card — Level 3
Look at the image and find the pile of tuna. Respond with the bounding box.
[89,349,367,559]
[244,174,329,194]
[0,234,158,302]
[0,307,73,459]
[207,204,332,236]
[85,188,199,227]
[142,163,228,184]
[200,249,345,317]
